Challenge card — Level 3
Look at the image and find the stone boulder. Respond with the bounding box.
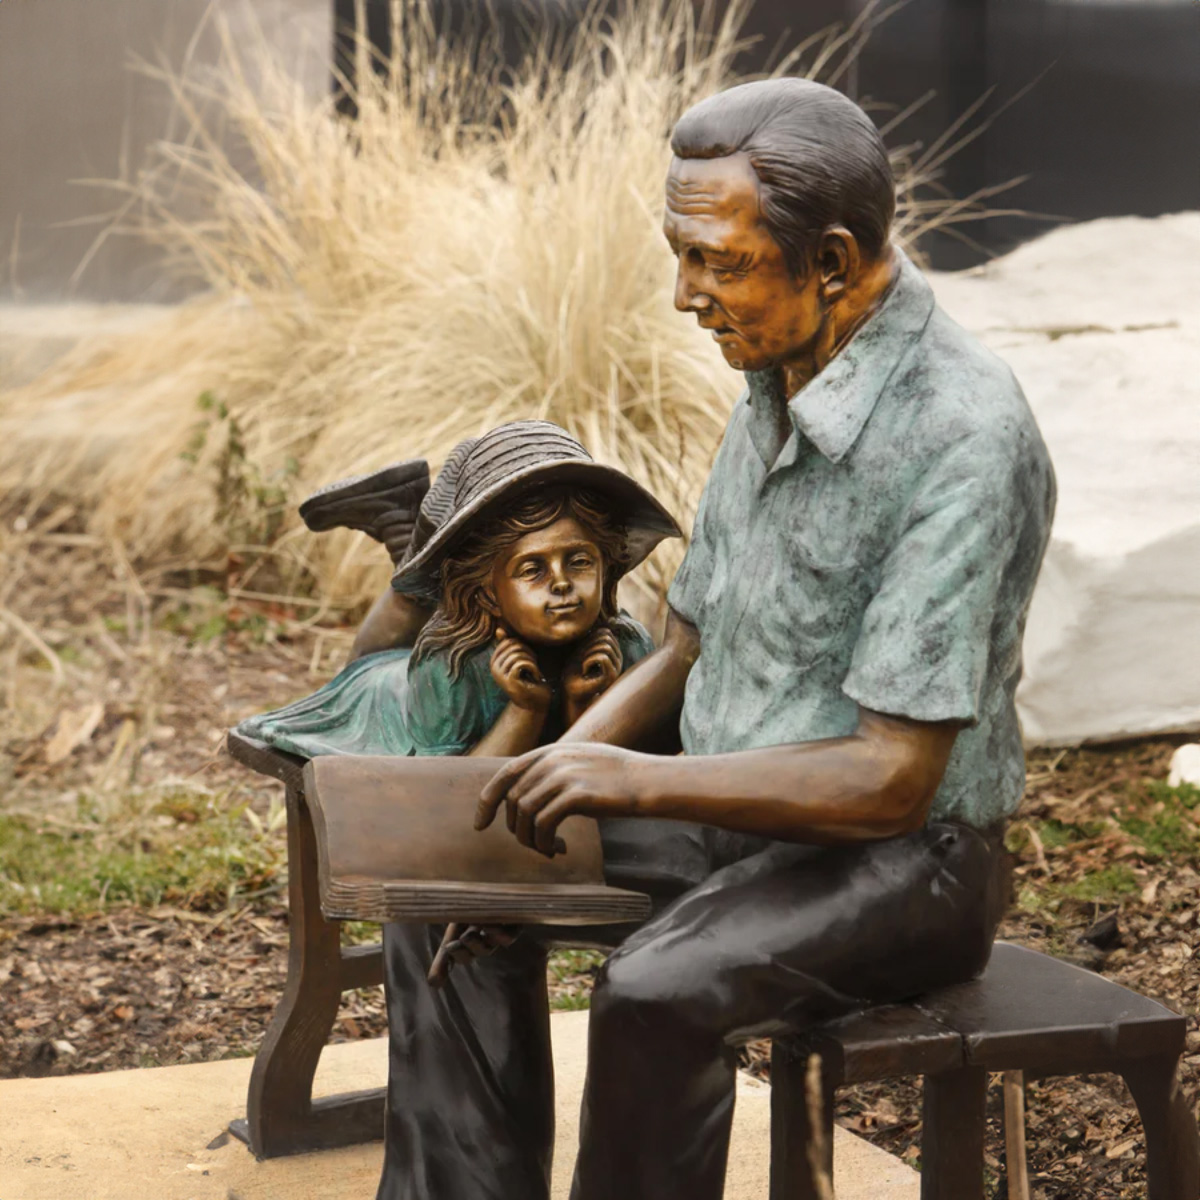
[929,213,1200,745]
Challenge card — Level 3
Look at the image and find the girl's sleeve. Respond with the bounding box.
[611,614,657,672]
[404,652,491,756]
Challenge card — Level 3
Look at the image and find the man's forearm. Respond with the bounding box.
[479,707,961,854]
[560,609,700,749]
[631,710,958,843]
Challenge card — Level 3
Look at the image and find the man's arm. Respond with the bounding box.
[349,586,433,662]
[557,608,700,750]
[477,706,959,856]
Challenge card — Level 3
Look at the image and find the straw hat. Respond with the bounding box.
[392,420,681,596]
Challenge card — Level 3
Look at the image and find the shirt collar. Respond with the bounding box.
[744,250,936,466]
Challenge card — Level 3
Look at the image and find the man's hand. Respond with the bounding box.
[427,923,520,988]
[490,631,553,713]
[478,706,959,852]
[476,743,646,856]
[563,626,623,724]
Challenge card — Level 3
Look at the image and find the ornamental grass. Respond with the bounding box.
[0,0,993,623]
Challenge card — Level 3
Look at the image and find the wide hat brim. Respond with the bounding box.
[392,459,681,595]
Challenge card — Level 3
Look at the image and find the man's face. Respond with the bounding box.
[663,153,822,373]
[489,517,605,646]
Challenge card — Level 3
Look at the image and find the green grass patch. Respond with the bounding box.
[548,948,605,1012]
[1118,809,1197,860]
[1115,780,1200,861]
[0,786,284,917]
[1060,864,1141,903]
[154,586,275,645]
[550,990,593,1012]
[1012,782,1200,915]
[341,920,381,946]
[1034,818,1106,850]
[1145,780,1200,810]
[1017,863,1141,920]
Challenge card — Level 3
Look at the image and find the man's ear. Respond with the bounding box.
[816,226,860,302]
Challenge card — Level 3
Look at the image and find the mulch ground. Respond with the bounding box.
[4,741,1196,1199]
[2,538,1198,1198]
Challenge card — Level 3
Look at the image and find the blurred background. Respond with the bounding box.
[0,6,1198,1191]
[3,0,1198,300]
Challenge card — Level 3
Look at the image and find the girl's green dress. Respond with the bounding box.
[236,615,655,760]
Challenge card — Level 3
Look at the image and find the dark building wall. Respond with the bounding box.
[839,0,1200,266]
[338,0,1200,268]
[0,0,330,303]
[982,1,1200,258]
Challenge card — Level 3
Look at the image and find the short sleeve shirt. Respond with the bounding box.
[668,251,1056,830]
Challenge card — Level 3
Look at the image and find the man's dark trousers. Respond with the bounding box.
[374,821,1007,1200]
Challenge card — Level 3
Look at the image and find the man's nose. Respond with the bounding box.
[549,569,571,595]
[674,265,712,314]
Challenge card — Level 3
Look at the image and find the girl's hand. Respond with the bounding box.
[427,923,520,988]
[563,626,622,722]
[490,630,553,713]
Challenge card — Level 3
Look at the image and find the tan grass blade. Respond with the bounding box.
[0,0,1008,623]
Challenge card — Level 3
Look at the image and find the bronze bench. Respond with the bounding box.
[227,731,1200,1198]
[773,941,1200,1198]
[227,732,387,1157]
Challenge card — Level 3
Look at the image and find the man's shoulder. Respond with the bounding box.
[879,296,1049,471]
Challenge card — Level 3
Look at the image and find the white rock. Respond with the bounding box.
[1168,745,1200,788]
[929,213,1200,745]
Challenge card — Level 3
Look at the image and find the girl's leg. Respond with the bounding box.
[376,922,555,1200]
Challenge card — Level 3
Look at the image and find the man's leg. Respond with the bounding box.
[571,822,1006,1200]
[376,922,555,1200]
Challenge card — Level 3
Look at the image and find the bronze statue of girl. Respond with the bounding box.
[237,419,679,769]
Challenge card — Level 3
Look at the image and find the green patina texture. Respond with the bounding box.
[669,252,1056,831]
[237,616,654,759]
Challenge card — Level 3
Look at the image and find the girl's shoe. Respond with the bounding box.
[298,460,431,568]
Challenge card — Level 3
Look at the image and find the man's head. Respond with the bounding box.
[664,79,895,375]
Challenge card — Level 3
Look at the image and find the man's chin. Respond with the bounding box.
[719,343,767,372]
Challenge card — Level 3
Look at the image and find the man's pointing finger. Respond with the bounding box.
[476,749,545,830]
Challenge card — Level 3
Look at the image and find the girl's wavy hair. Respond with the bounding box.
[412,487,630,678]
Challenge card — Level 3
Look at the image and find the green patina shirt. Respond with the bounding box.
[668,251,1056,831]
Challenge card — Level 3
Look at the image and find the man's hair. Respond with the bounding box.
[670,78,895,275]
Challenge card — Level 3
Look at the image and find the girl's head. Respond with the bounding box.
[413,487,629,676]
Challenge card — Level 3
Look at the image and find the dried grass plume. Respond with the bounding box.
[0,0,984,622]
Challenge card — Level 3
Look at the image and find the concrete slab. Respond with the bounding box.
[0,1011,919,1200]
[929,212,1200,744]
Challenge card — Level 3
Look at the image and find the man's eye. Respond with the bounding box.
[711,267,742,283]
[518,563,542,579]
[569,555,595,570]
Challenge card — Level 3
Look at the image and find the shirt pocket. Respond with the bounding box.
[745,557,867,676]
[786,471,868,572]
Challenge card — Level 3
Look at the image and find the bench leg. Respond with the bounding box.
[921,1066,987,1200]
[769,1042,837,1200]
[233,782,383,1158]
[1122,1054,1200,1200]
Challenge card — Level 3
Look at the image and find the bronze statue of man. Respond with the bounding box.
[372,77,1055,1200]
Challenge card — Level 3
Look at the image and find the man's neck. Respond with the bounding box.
[781,248,898,398]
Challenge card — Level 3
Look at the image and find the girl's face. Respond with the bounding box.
[489,517,605,645]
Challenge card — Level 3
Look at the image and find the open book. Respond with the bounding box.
[302,754,651,926]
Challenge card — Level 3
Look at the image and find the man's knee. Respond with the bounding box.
[591,940,728,1038]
